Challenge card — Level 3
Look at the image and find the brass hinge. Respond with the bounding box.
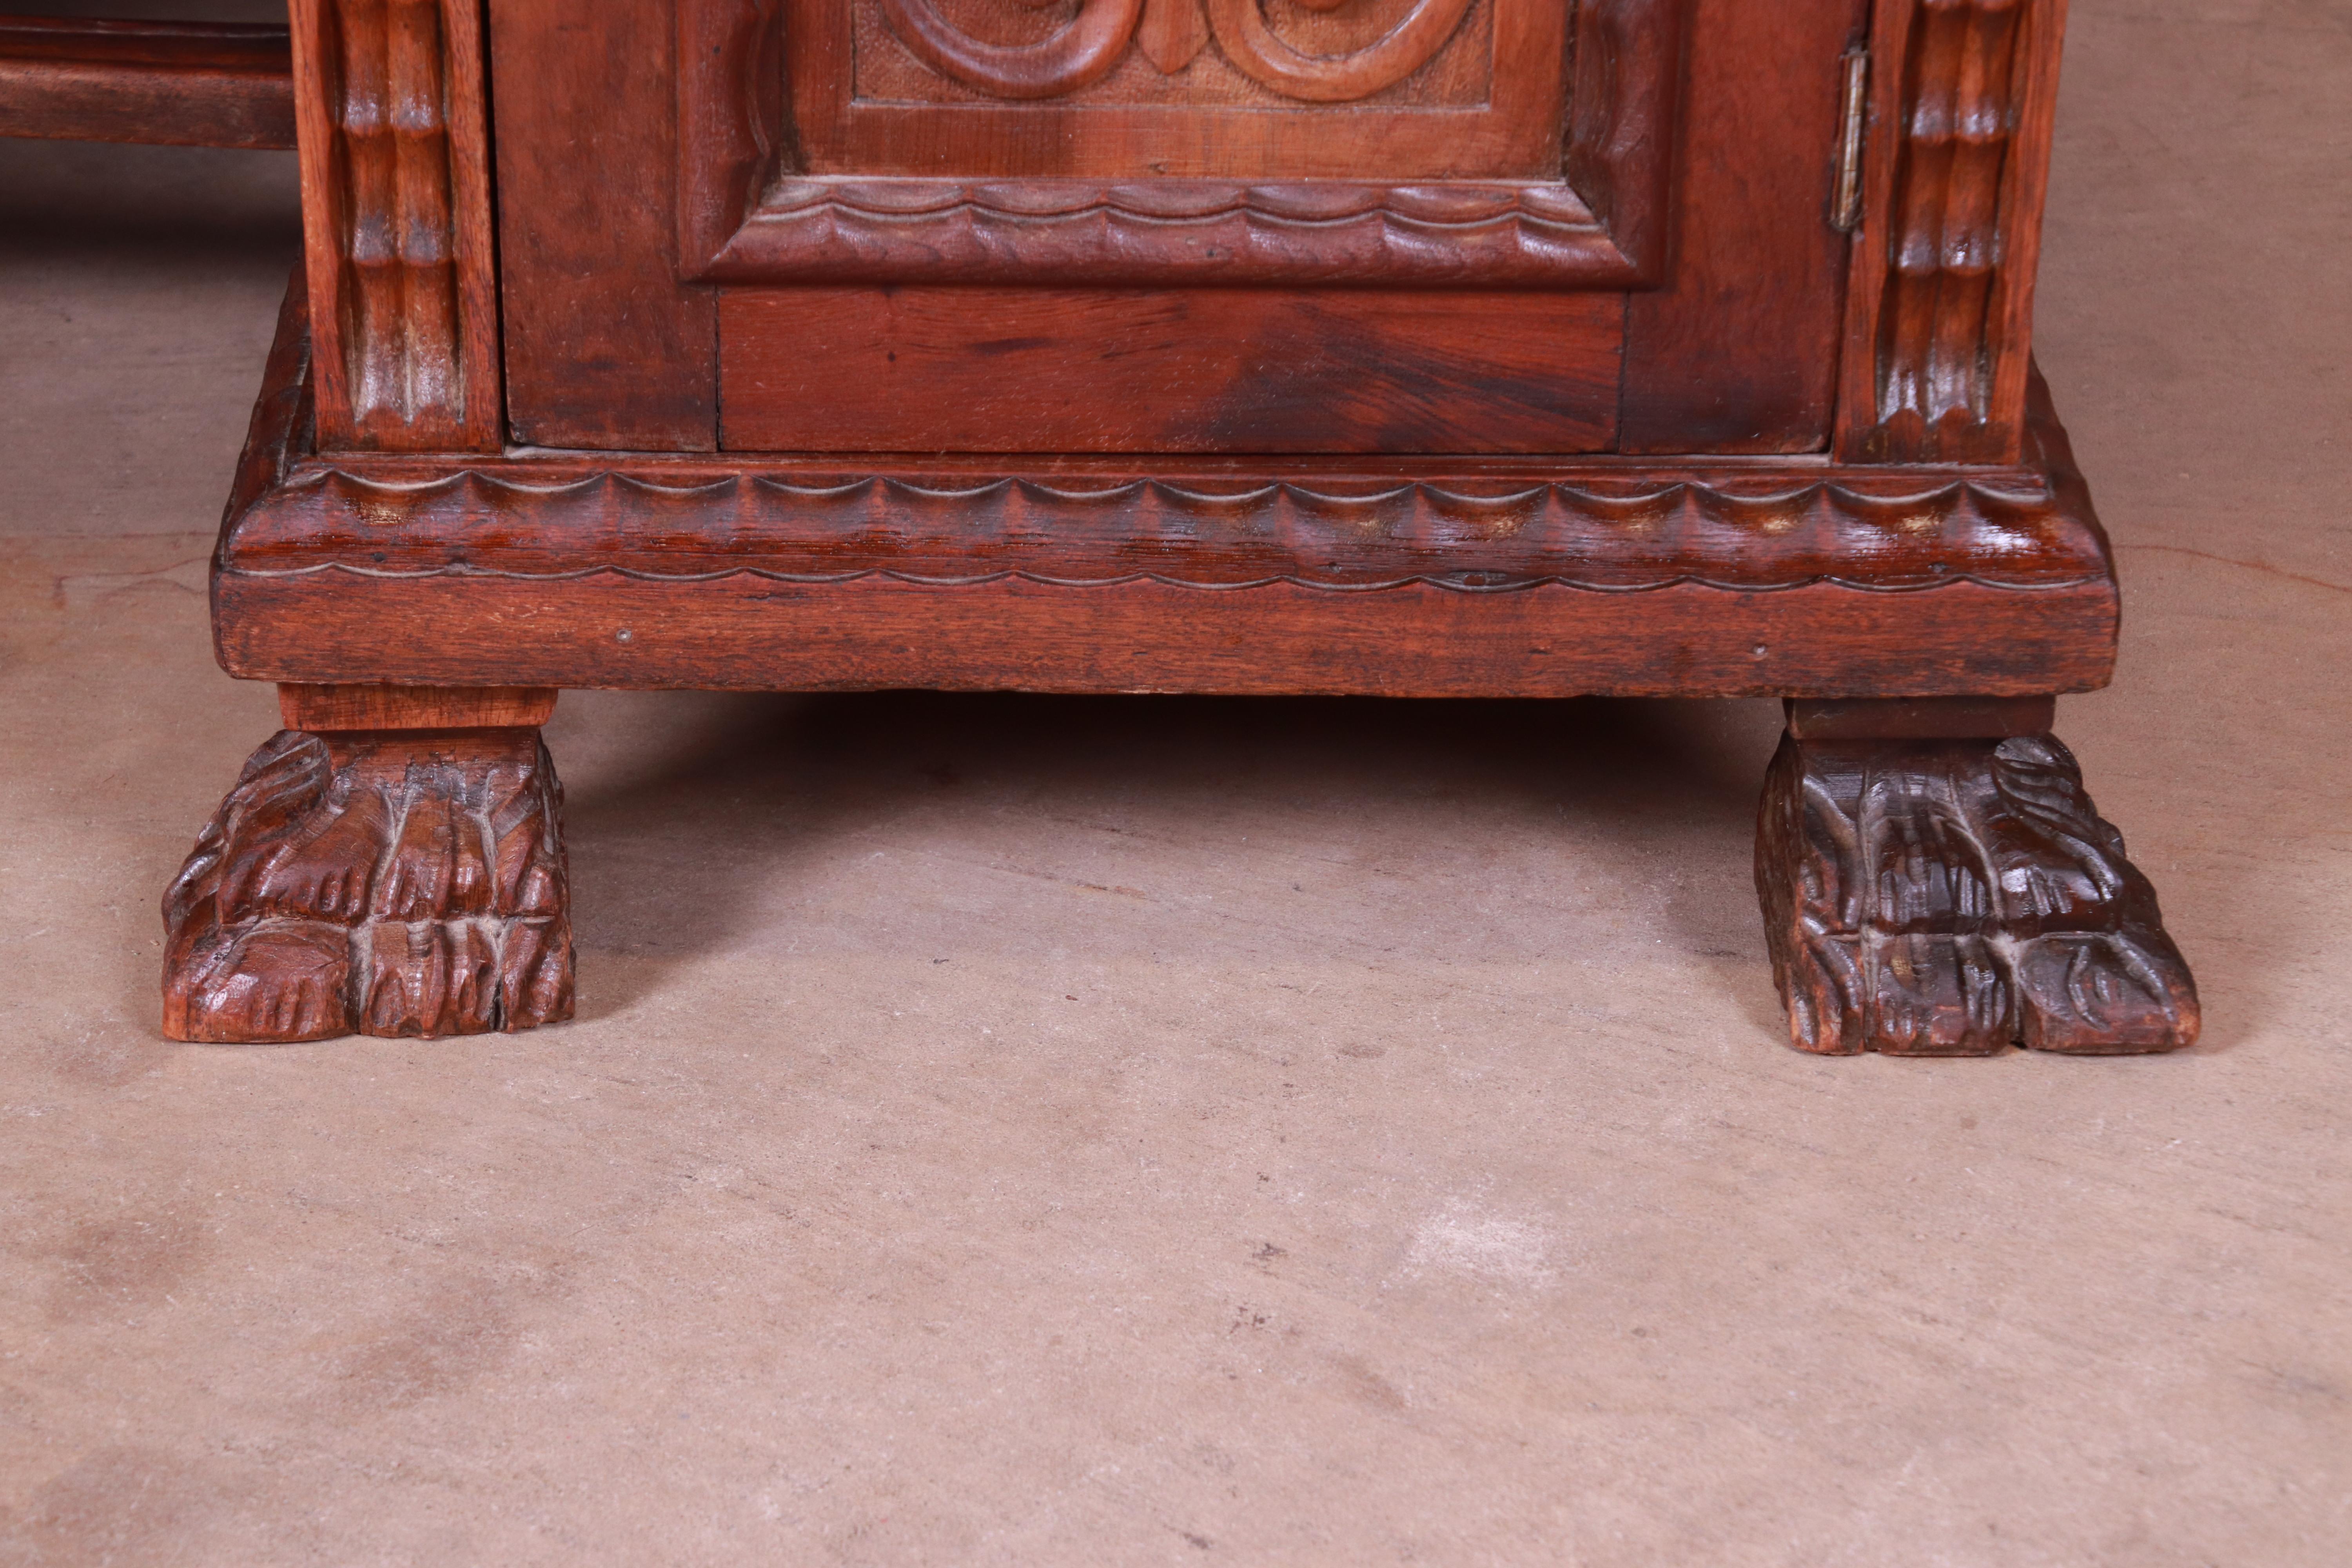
[1832,47,1871,233]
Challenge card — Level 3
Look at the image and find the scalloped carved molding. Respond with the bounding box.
[719,178,1625,288]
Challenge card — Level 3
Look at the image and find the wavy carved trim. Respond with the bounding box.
[1836,0,2065,464]
[221,281,2109,599]
[291,0,499,451]
[225,428,2107,599]
[712,177,1624,287]
[212,285,2119,697]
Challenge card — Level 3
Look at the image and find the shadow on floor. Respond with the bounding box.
[553,690,1790,1033]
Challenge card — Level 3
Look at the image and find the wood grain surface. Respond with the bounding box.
[213,278,2122,699]
[491,0,718,449]
[278,683,561,732]
[1619,0,1863,454]
[717,286,1626,453]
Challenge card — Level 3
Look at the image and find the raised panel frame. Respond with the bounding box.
[486,0,1861,453]
[675,0,1689,289]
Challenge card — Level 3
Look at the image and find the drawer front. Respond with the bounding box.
[720,287,1623,454]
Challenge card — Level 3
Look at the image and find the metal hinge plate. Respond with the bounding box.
[1833,47,1871,233]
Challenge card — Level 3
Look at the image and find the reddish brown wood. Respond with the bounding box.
[1835,0,2067,463]
[219,573,2116,700]
[704,181,1642,292]
[279,683,560,732]
[1619,0,1864,454]
[163,728,572,1043]
[717,286,1626,454]
[1756,729,2197,1054]
[185,1,2182,1056]
[1563,0,1688,289]
[803,0,1557,176]
[676,0,1680,290]
[0,17,294,149]
[213,284,2121,697]
[223,265,318,531]
[292,0,501,452]
[493,0,717,450]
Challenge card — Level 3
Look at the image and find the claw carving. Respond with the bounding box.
[163,730,573,1044]
[1756,731,2199,1055]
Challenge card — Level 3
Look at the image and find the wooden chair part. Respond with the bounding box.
[0,16,295,150]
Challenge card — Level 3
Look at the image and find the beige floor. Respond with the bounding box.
[3,5,2348,1564]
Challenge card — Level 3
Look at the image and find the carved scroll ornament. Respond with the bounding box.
[877,0,1477,102]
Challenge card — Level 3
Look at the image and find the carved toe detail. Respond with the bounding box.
[1757,730,2197,1056]
[164,917,352,1044]
[162,729,573,1043]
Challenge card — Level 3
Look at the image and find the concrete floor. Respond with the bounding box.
[2,4,2348,1563]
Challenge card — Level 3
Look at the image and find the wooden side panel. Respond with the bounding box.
[487,0,717,450]
[291,0,500,452]
[1620,0,1864,454]
[1835,0,2066,463]
[718,287,1626,454]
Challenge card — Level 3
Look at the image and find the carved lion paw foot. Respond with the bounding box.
[163,728,572,1043]
[1756,731,2198,1055]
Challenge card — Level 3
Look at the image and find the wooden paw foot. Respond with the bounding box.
[1755,724,2198,1056]
[162,727,572,1042]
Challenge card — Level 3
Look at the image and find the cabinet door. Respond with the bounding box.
[490,0,1863,455]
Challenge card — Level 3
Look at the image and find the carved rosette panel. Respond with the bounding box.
[293,0,499,450]
[870,0,1483,103]
[1757,731,2198,1055]
[1840,0,2065,464]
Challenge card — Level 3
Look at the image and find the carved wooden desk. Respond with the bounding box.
[160,0,2199,1054]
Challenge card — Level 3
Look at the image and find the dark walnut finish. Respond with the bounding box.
[1758,722,2198,1056]
[159,0,2195,1052]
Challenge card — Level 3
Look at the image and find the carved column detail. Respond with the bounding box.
[1836,0,2067,464]
[291,0,500,450]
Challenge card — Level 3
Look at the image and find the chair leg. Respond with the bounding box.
[1754,699,2199,1056]
[162,686,572,1043]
